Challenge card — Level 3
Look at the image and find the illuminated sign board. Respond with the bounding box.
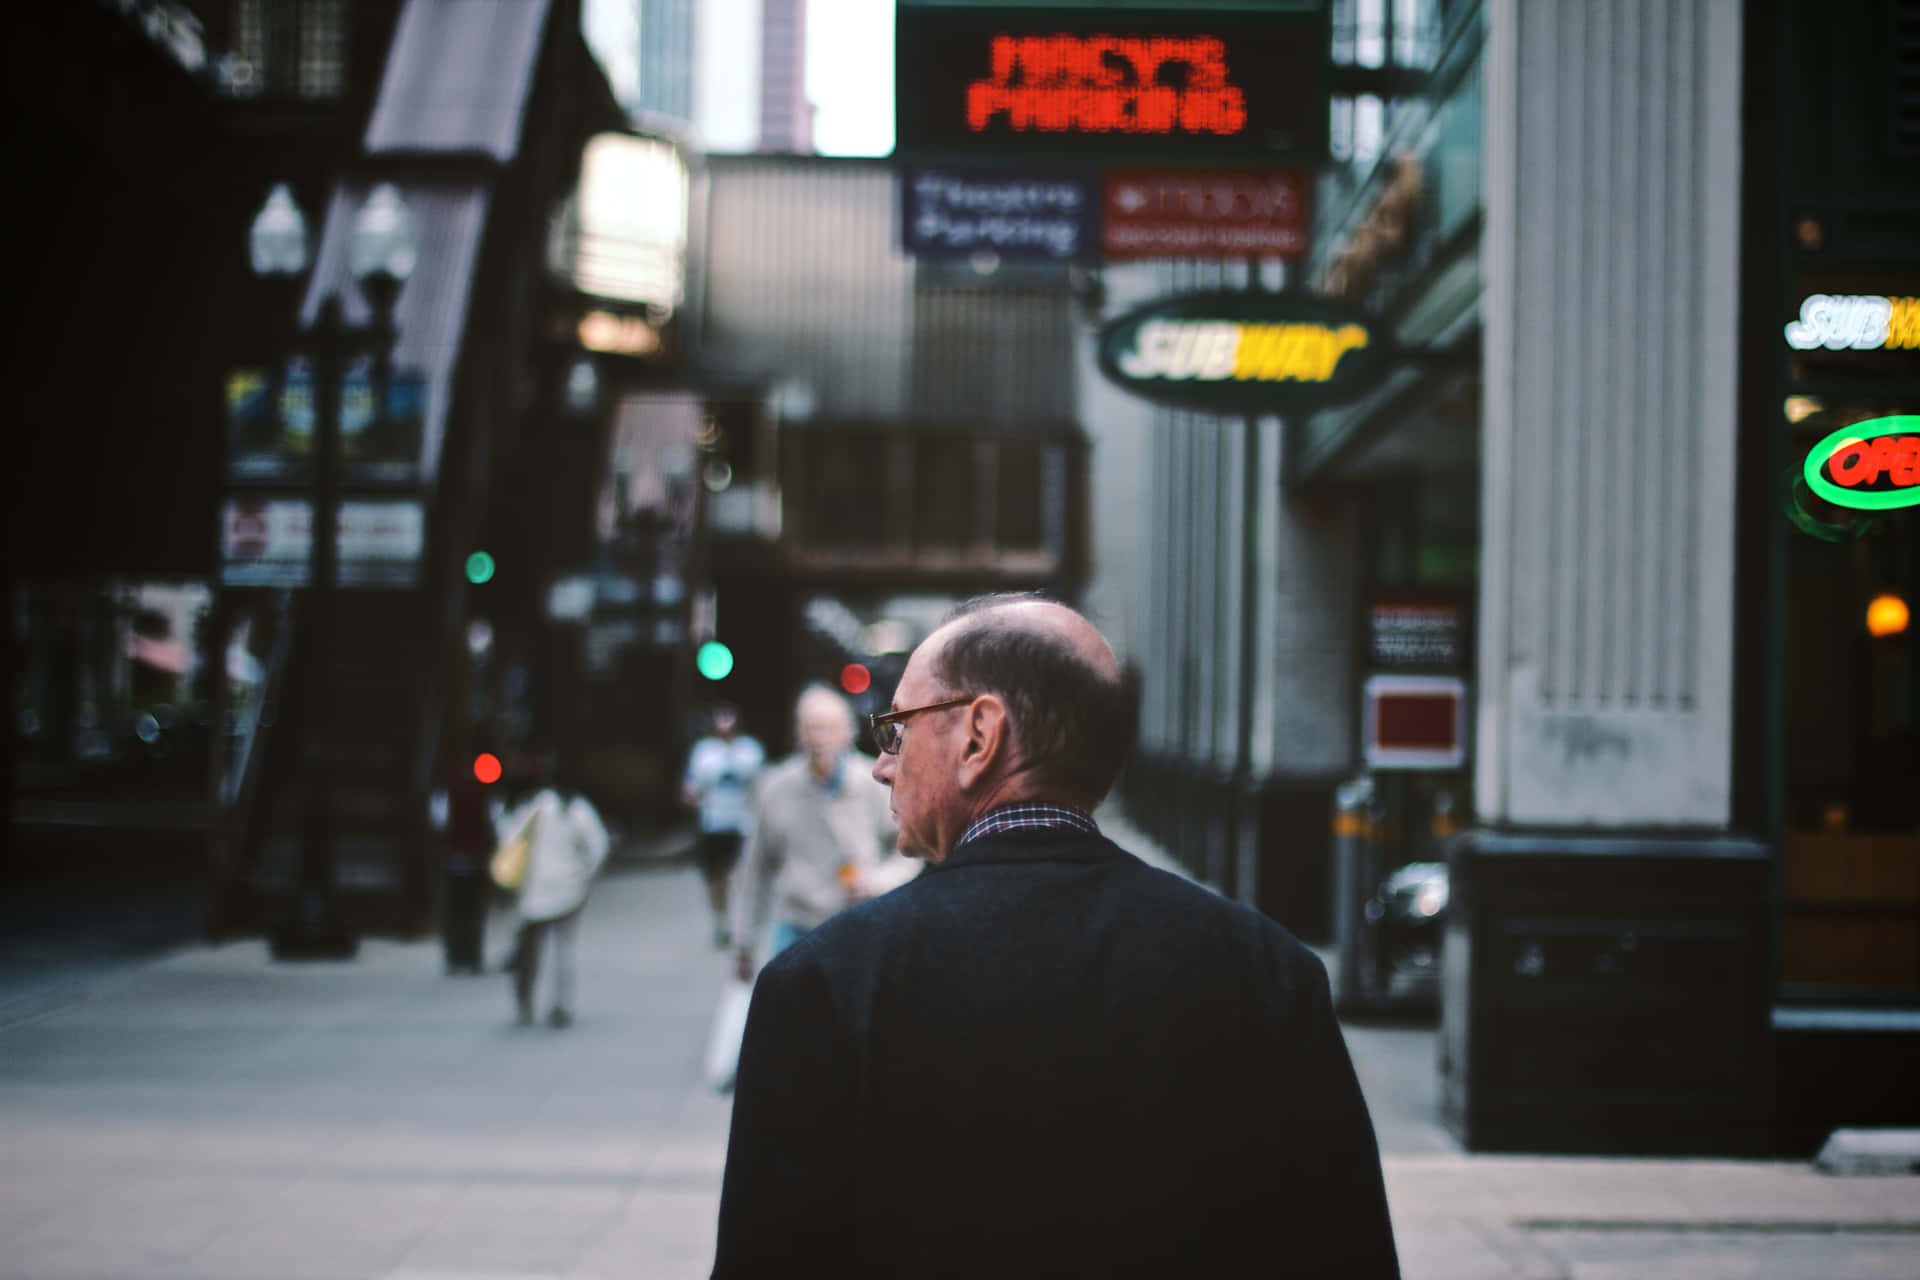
[895,6,1328,166]
[1102,168,1309,260]
[218,498,424,587]
[1784,295,1920,351]
[1782,277,1920,388]
[551,132,689,314]
[1096,290,1390,413]
[1803,415,1920,512]
[901,166,1099,259]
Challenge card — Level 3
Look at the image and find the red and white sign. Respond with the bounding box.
[1102,169,1310,261]
[221,498,312,587]
[1363,674,1468,770]
[220,497,424,588]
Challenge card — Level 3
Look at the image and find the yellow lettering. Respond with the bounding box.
[1888,297,1920,351]
[1260,326,1307,381]
[1213,320,1373,383]
[1232,325,1278,378]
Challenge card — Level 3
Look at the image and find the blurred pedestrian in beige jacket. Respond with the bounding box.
[730,685,917,981]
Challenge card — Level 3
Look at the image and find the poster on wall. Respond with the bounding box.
[227,361,425,487]
[226,359,313,483]
[340,368,427,486]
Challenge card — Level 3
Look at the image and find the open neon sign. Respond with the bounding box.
[966,35,1248,137]
[1804,415,1920,511]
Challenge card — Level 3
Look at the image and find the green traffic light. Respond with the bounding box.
[465,551,496,585]
[696,641,734,681]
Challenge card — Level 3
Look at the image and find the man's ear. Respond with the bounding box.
[955,695,1009,792]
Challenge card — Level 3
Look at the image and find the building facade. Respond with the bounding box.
[1085,0,1919,1150]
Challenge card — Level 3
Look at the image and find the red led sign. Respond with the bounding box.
[897,7,1328,166]
[967,35,1248,137]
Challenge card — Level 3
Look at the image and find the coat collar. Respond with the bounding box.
[929,825,1130,874]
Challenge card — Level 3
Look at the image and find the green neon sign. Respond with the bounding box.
[1803,415,1920,511]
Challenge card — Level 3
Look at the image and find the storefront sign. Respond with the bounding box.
[1363,675,1467,771]
[1803,415,1920,511]
[1096,290,1390,412]
[901,166,1098,259]
[219,498,425,587]
[335,501,425,587]
[1102,169,1309,260]
[220,498,312,587]
[1369,598,1466,669]
[1784,294,1920,351]
[895,6,1328,166]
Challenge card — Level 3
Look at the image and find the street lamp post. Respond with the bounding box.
[251,183,417,961]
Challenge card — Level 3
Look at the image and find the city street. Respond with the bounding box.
[2,819,1917,1279]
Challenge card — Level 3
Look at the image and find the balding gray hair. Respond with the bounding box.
[930,593,1139,805]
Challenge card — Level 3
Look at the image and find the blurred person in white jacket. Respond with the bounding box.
[498,753,611,1028]
[731,685,920,983]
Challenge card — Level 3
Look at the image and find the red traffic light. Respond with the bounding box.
[840,663,872,695]
[473,752,503,785]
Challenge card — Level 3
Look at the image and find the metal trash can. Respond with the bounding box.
[1439,830,1772,1155]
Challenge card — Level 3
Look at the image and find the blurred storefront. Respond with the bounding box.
[1090,0,1918,1152]
[11,1,648,941]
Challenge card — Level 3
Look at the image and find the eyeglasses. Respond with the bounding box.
[867,696,974,755]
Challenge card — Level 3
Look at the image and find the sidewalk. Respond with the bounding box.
[2,825,1917,1278]
[1101,803,1920,1279]
[1,860,737,1280]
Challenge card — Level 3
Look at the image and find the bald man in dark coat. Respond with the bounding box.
[712,596,1399,1278]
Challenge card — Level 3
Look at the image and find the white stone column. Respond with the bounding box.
[1477,0,1743,826]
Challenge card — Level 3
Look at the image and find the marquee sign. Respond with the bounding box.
[895,6,1328,166]
[1096,290,1391,413]
[1804,415,1920,512]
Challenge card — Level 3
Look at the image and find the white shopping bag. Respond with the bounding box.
[704,978,754,1094]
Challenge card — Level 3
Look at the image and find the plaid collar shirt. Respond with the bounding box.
[954,802,1100,852]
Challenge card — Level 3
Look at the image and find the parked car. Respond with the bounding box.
[1362,860,1449,1000]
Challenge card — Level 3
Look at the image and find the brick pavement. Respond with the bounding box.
[1,815,1916,1279]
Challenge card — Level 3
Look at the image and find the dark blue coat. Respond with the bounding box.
[713,828,1400,1278]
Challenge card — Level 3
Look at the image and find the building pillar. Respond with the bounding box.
[1477,0,1744,827]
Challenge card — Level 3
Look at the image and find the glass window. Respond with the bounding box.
[226,0,345,100]
[1782,401,1920,995]
[996,439,1044,549]
[913,436,976,550]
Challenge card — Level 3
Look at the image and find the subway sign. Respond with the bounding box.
[1804,416,1920,512]
[895,5,1328,166]
[1784,294,1920,351]
[1096,291,1392,413]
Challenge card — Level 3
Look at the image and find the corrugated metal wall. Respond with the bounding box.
[701,158,914,421]
[700,156,1077,429]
